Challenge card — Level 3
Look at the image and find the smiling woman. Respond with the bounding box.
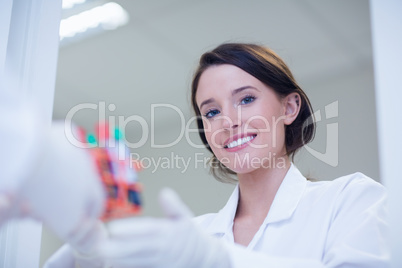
[188,43,389,265]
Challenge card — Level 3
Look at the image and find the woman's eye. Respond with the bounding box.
[204,109,220,118]
[240,95,255,105]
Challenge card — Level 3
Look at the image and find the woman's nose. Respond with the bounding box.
[221,107,241,130]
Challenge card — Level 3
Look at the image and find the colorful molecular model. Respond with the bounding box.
[80,122,142,221]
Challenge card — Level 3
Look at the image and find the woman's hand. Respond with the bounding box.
[101,188,232,268]
[19,122,106,241]
[44,220,109,268]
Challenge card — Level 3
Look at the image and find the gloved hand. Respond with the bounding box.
[17,121,106,242]
[0,88,108,267]
[100,188,232,268]
[39,122,111,268]
[0,90,45,225]
[44,219,109,268]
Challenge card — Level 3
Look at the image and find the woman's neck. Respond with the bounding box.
[236,157,291,219]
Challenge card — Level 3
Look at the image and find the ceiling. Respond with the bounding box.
[53,0,373,131]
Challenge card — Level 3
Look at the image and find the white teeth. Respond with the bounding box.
[226,135,255,149]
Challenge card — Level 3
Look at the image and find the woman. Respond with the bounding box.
[45,43,389,267]
[187,43,388,266]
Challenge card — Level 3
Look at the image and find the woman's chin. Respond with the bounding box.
[225,165,259,175]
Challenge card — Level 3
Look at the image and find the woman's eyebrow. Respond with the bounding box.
[199,98,215,110]
[199,86,259,110]
[232,86,259,96]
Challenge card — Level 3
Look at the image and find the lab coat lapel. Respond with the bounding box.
[263,164,307,225]
[204,164,307,236]
[204,185,239,236]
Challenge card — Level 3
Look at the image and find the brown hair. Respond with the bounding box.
[191,43,315,183]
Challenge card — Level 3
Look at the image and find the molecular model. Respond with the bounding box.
[80,121,142,221]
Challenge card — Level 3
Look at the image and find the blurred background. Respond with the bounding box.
[41,0,378,265]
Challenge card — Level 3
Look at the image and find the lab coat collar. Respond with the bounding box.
[205,163,307,235]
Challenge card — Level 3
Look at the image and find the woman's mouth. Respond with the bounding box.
[224,134,257,149]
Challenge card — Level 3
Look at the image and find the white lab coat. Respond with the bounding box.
[194,164,389,268]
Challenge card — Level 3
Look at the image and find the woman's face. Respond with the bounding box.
[196,64,297,174]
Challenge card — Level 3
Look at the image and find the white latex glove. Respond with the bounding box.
[44,220,109,268]
[17,121,106,244]
[1,86,107,267]
[0,89,45,225]
[41,122,111,267]
[101,188,232,268]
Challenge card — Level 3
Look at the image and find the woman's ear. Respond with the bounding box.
[283,93,301,125]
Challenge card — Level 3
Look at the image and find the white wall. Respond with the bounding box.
[370,0,402,266]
